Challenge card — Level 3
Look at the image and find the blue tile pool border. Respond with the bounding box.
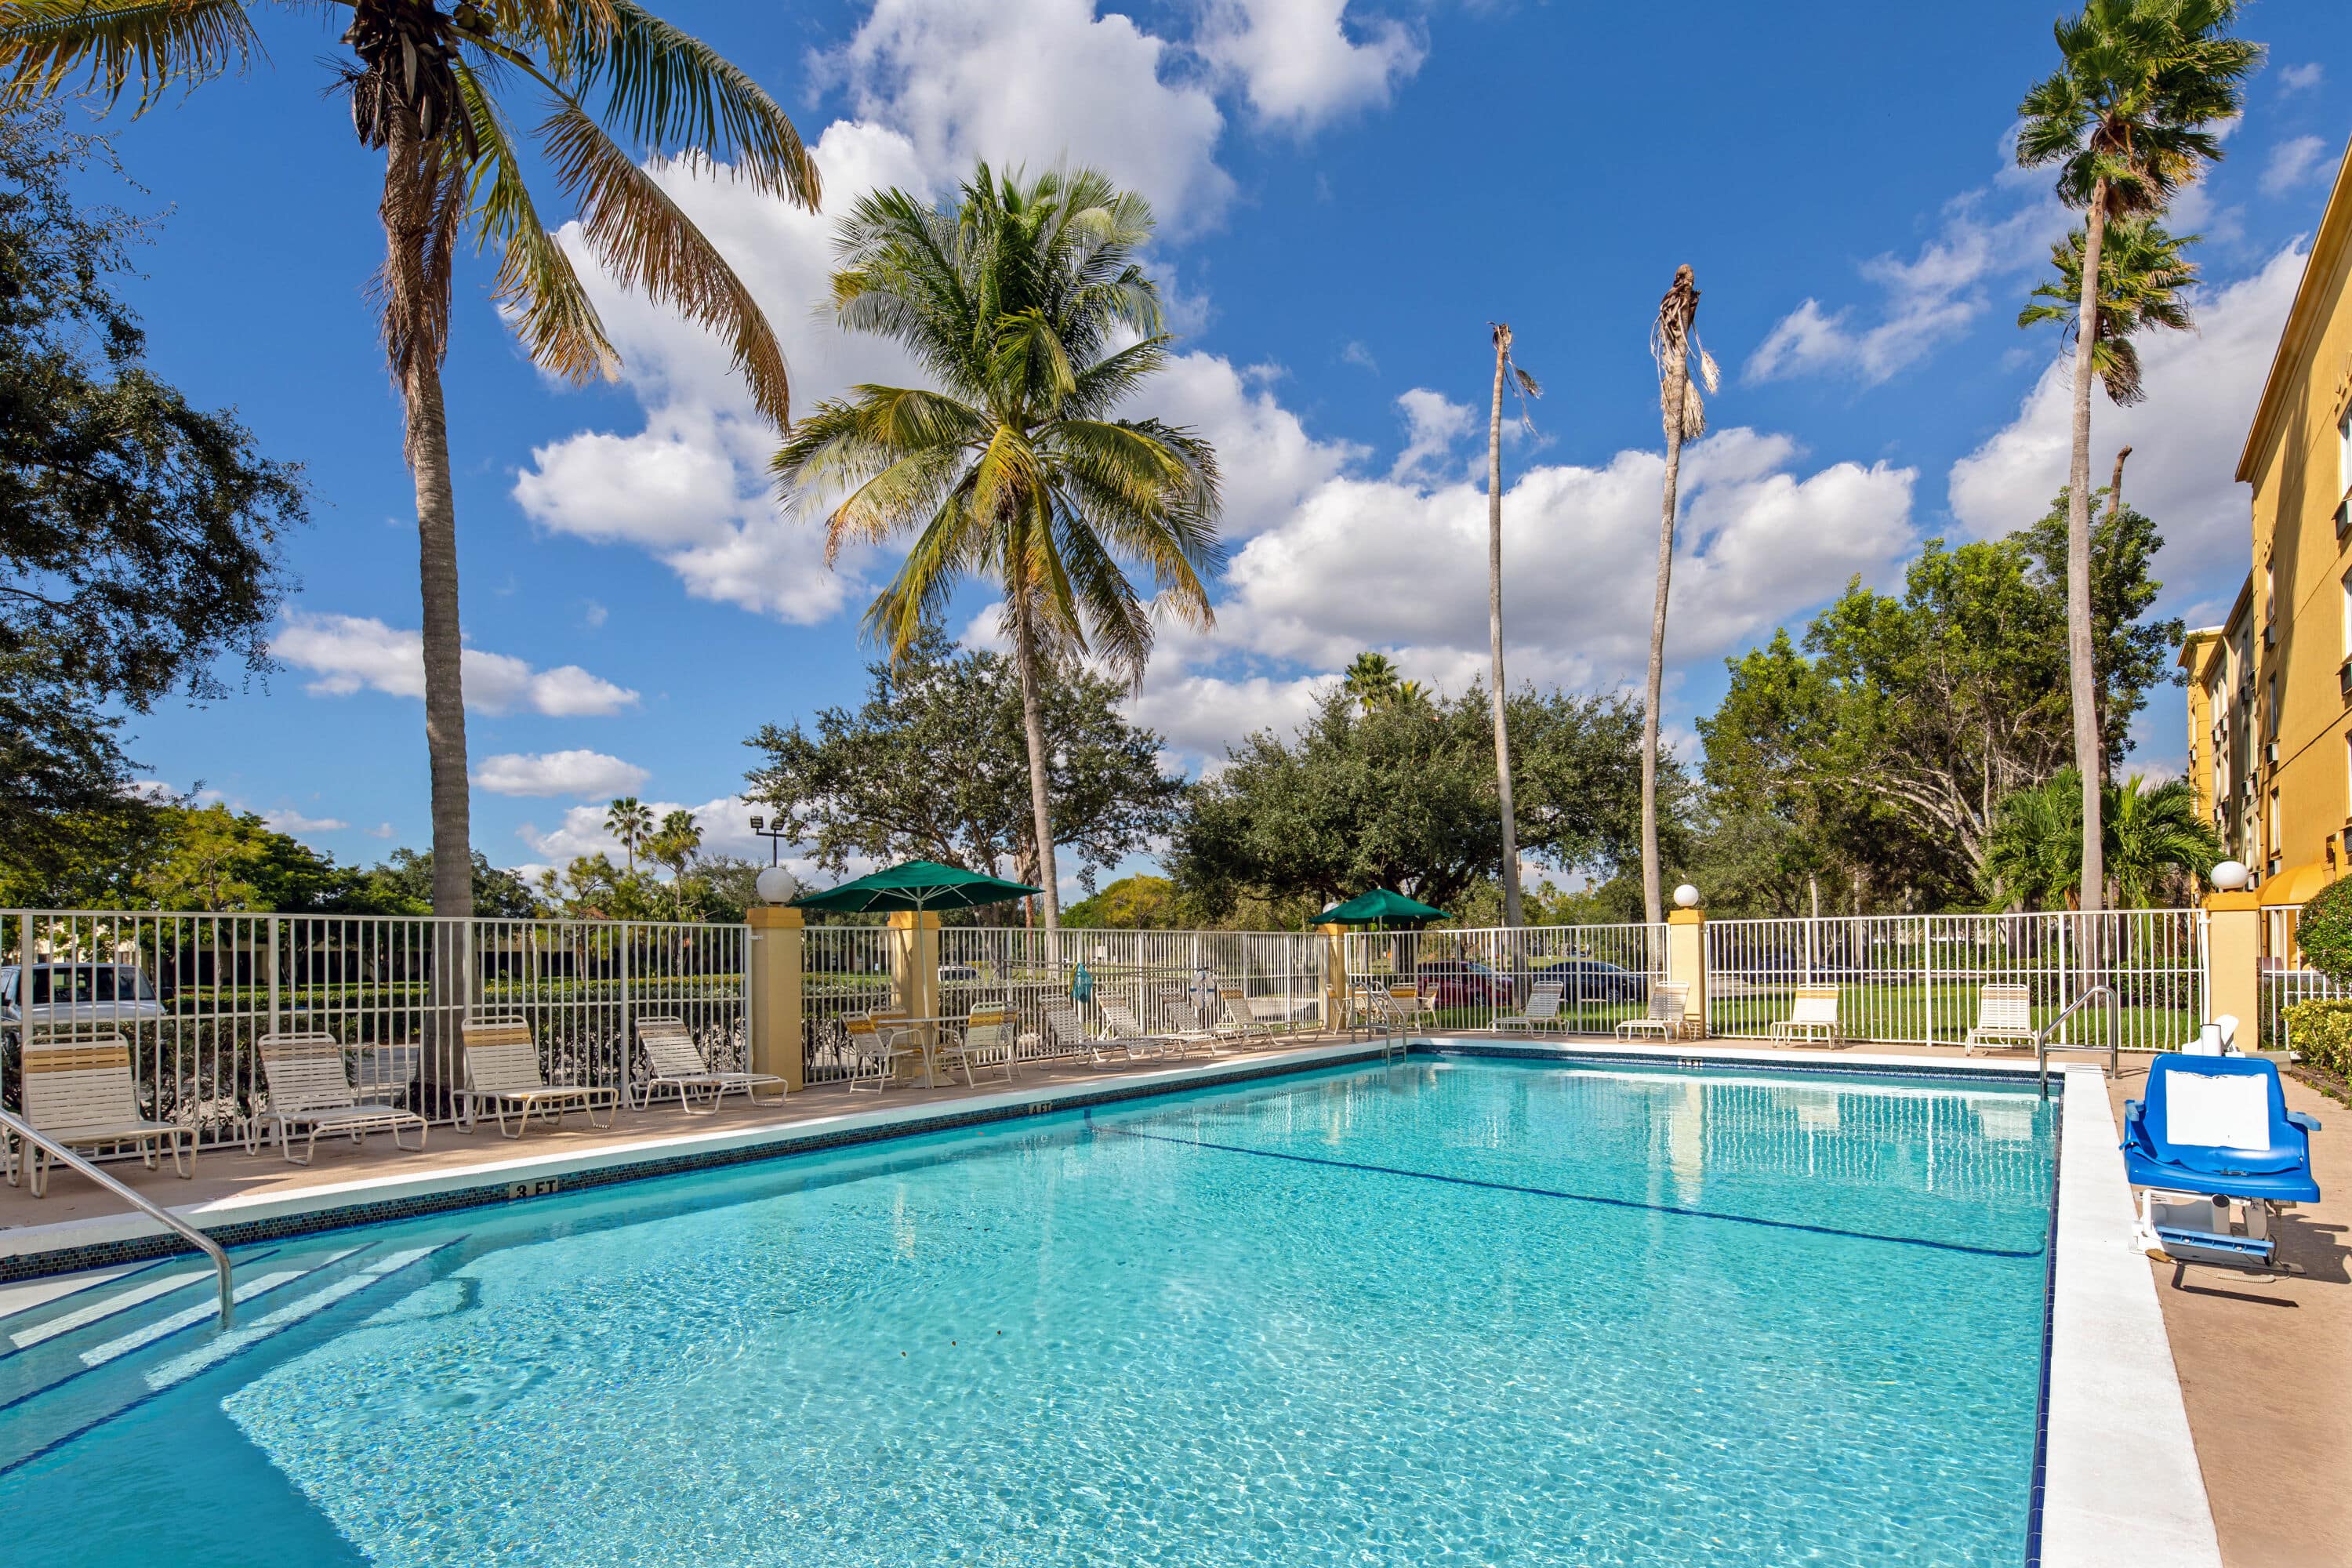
[1,1038,2062,1283]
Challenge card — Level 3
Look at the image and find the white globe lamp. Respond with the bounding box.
[755,866,797,906]
[1672,884,1700,909]
[2209,860,2249,893]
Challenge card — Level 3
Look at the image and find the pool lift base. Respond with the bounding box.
[2132,1189,2303,1272]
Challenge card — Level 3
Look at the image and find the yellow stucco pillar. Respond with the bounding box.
[745,904,804,1092]
[2202,890,2259,1044]
[888,910,942,1028]
[1666,907,1708,1037]
[1317,922,1349,1033]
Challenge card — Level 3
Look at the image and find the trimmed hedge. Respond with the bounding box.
[2293,874,2352,985]
[2282,999,2352,1080]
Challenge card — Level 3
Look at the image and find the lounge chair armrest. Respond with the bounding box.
[2122,1098,2143,1124]
[2286,1110,2322,1134]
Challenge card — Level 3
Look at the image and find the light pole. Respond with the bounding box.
[748,815,796,906]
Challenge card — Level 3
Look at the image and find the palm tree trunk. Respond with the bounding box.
[1641,356,1687,926]
[1486,330,1523,927]
[407,357,473,920]
[2067,183,2108,920]
[1011,590,1062,931]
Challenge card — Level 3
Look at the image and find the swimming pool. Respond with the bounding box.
[1,1056,2058,1566]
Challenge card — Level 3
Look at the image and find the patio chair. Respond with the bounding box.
[1614,982,1691,1042]
[1217,985,1276,1043]
[456,1018,620,1138]
[16,1033,194,1197]
[1149,989,1227,1052]
[1044,1004,1167,1067]
[1962,985,2037,1056]
[1494,982,1566,1034]
[1103,996,1210,1059]
[1769,986,1842,1046]
[935,1007,1019,1087]
[840,1010,924,1094]
[254,1032,427,1164]
[2123,1053,2321,1268]
[635,1014,786,1112]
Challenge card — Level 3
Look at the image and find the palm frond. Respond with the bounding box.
[456,60,618,386]
[566,0,817,209]
[0,0,256,114]
[539,98,792,428]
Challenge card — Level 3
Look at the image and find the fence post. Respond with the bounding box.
[1667,903,1708,1037]
[1317,922,1348,1033]
[2202,888,2259,1043]
[746,904,805,1092]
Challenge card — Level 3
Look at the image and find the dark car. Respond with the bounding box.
[1540,960,1650,1003]
[1414,960,1516,1007]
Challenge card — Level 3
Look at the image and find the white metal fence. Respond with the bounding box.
[1704,910,2203,1052]
[2259,906,2344,1051]
[1341,923,1668,1034]
[801,924,898,1084]
[3,910,747,1148]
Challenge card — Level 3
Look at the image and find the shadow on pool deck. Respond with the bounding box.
[2,1033,2343,1568]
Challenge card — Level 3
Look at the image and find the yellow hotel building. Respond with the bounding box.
[2181,136,2352,915]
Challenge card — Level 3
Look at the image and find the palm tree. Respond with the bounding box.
[1484,323,1539,927]
[1983,770,2223,909]
[2020,215,2199,406]
[605,797,653,873]
[1641,265,1717,925]
[0,3,819,920]
[1343,651,1401,715]
[647,808,702,919]
[1389,679,1434,717]
[773,165,1223,931]
[2015,0,2258,920]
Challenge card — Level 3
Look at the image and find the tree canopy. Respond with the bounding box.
[1174,681,1671,921]
[1698,491,2180,911]
[0,109,305,877]
[744,625,1185,892]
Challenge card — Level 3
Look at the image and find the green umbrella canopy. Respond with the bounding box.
[1316,888,1450,926]
[790,859,1043,914]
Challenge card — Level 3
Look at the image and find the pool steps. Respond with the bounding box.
[0,1236,456,1477]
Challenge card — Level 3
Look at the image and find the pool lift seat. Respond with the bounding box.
[2122,1052,2321,1269]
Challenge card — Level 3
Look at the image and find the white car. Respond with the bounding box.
[0,962,169,1035]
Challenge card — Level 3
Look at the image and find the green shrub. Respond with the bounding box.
[2292,874,2352,985]
[2282,999,2352,1080]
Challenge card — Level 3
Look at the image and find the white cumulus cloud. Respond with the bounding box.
[2259,134,2333,197]
[473,750,652,799]
[1196,0,1425,131]
[262,808,349,836]
[274,612,638,717]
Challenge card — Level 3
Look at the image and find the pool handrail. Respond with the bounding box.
[2034,983,2117,1099]
[1,1104,233,1327]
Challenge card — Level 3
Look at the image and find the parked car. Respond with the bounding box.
[938,964,981,984]
[1,962,169,1036]
[1540,960,1651,1003]
[1414,960,1517,1007]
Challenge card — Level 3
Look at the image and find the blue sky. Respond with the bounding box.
[74,0,2348,893]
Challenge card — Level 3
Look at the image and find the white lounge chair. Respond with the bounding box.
[16,1033,194,1196]
[935,1007,1019,1087]
[255,1032,427,1163]
[1962,985,2037,1055]
[1769,986,1842,1046]
[1615,982,1691,1042]
[456,1018,620,1137]
[1217,985,1276,1042]
[1097,999,1185,1062]
[1149,989,1226,1053]
[636,1014,786,1110]
[1044,1004,1167,1066]
[1495,982,1566,1034]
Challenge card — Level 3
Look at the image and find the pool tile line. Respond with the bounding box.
[2024,1101,2065,1568]
[1095,1123,2049,1260]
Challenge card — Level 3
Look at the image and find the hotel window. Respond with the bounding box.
[2341,568,2352,656]
[2267,674,2278,737]
[2270,789,2283,877]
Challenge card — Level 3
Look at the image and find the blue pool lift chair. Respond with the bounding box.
[2122,1052,2321,1269]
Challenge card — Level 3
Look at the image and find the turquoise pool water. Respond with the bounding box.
[1,1058,2057,1566]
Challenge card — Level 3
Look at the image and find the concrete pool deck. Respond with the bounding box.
[2,1033,2341,1567]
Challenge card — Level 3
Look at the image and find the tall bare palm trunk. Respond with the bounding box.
[2067,184,2108,918]
[1011,590,1062,931]
[1486,328,1523,927]
[1642,359,1686,928]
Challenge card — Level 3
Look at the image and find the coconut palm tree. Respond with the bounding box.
[2106,773,2223,909]
[1484,322,1539,927]
[647,807,702,918]
[2015,0,2257,920]
[1641,265,1717,925]
[605,797,653,873]
[1343,651,1402,714]
[2020,214,2199,406]
[772,165,1223,931]
[0,2,818,919]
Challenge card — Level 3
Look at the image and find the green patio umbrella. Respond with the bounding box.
[1316,888,1450,927]
[789,859,1042,915]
